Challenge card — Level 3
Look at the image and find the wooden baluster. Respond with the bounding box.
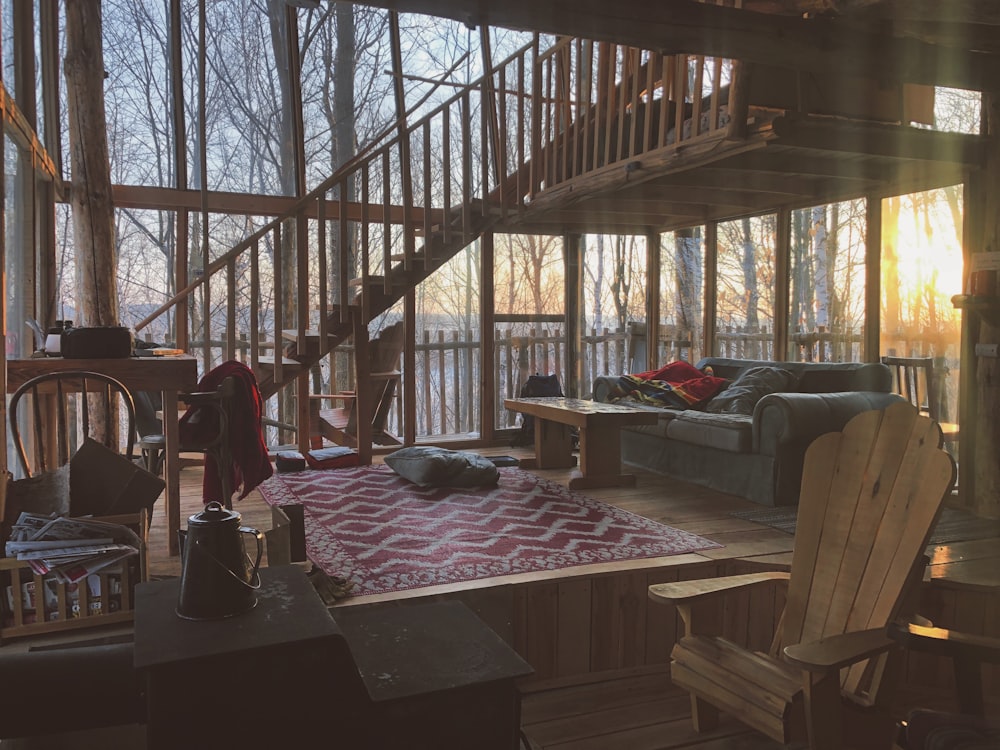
[382,151,392,298]
[691,55,705,138]
[461,90,472,241]
[250,239,260,372]
[226,257,236,361]
[423,329,432,434]
[272,223,283,385]
[451,330,460,434]
[442,107,452,244]
[317,193,328,343]
[359,161,370,318]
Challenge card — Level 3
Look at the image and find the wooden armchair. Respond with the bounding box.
[881,355,959,444]
[309,321,405,451]
[648,401,956,750]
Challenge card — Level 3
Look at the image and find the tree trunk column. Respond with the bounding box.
[64,0,118,328]
[65,0,119,448]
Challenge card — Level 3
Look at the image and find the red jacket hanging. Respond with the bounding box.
[179,360,273,504]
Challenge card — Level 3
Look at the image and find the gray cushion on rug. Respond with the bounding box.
[705,366,798,415]
[384,446,499,488]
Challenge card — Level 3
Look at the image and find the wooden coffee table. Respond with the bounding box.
[504,397,659,490]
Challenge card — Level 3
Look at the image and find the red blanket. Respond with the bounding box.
[611,360,727,408]
[179,361,273,504]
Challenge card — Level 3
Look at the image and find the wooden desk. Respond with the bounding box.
[504,396,659,490]
[7,356,198,556]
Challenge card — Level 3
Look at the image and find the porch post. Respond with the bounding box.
[646,229,660,371]
[564,233,583,398]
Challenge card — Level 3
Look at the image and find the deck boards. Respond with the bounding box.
[139,449,1000,749]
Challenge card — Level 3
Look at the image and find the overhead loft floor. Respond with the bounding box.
[498,111,983,235]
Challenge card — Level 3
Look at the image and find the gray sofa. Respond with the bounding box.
[593,357,903,506]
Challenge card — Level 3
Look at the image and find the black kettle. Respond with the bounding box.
[176,501,263,620]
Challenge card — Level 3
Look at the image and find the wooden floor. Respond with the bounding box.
[137,449,1000,749]
[4,451,997,749]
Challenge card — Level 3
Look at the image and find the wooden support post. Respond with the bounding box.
[353,314,373,466]
[726,60,753,141]
[563,233,582,398]
[865,194,882,363]
[482,232,496,441]
[704,222,718,359]
[645,229,660,371]
[774,208,791,360]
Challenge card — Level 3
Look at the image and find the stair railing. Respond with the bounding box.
[132,34,740,439]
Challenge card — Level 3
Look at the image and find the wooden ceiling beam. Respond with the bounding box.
[625,182,803,204]
[107,183,441,225]
[351,0,997,90]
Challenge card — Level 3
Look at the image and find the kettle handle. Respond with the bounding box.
[240,526,264,586]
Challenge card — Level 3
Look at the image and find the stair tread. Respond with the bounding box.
[257,355,304,367]
[280,328,338,341]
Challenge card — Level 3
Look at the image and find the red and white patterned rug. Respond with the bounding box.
[258,465,722,596]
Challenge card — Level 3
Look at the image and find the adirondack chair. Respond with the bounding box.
[648,401,957,750]
[309,321,405,450]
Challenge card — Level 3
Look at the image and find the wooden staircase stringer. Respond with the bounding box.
[256,207,501,401]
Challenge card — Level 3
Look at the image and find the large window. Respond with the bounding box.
[881,188,963,428]
[715,215,777,360]
[789,200,867,362]
[494,233,565,429]
[413,240,482,439]
[660,228,704,364]
[581,233,648,381]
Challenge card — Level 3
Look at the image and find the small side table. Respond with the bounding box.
[134,565,367,750]
[333,599,534,750]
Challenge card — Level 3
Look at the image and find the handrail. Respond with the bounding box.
[135,38,536,334]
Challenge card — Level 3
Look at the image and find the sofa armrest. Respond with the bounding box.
[753,391,905,457]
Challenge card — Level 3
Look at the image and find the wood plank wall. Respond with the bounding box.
[336,559,995,706]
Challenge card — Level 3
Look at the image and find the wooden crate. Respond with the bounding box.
[0,511,147,644]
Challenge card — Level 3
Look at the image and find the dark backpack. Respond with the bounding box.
[511,373,563,447]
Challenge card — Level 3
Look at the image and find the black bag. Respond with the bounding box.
[61,326,133,359]
[511,373,563,447]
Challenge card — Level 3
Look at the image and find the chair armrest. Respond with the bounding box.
[782,627,897,672]
[888,621,1000,664]
[648,571,789,606]
[651,572,790,637]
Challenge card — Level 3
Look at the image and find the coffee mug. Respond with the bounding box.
[971,269,997,296]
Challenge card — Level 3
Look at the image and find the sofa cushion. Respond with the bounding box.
[666,411,754,453]
[628,405,684,438]
[705,366,798,415]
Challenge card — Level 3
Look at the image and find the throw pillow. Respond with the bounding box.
[705,365,798,415]
[305,446,359,471]
[384,446,499,488]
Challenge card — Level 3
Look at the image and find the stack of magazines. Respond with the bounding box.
[4,514,141,584]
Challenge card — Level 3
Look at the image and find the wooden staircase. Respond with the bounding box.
[133,34,747,449]
[258,201,497,400]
